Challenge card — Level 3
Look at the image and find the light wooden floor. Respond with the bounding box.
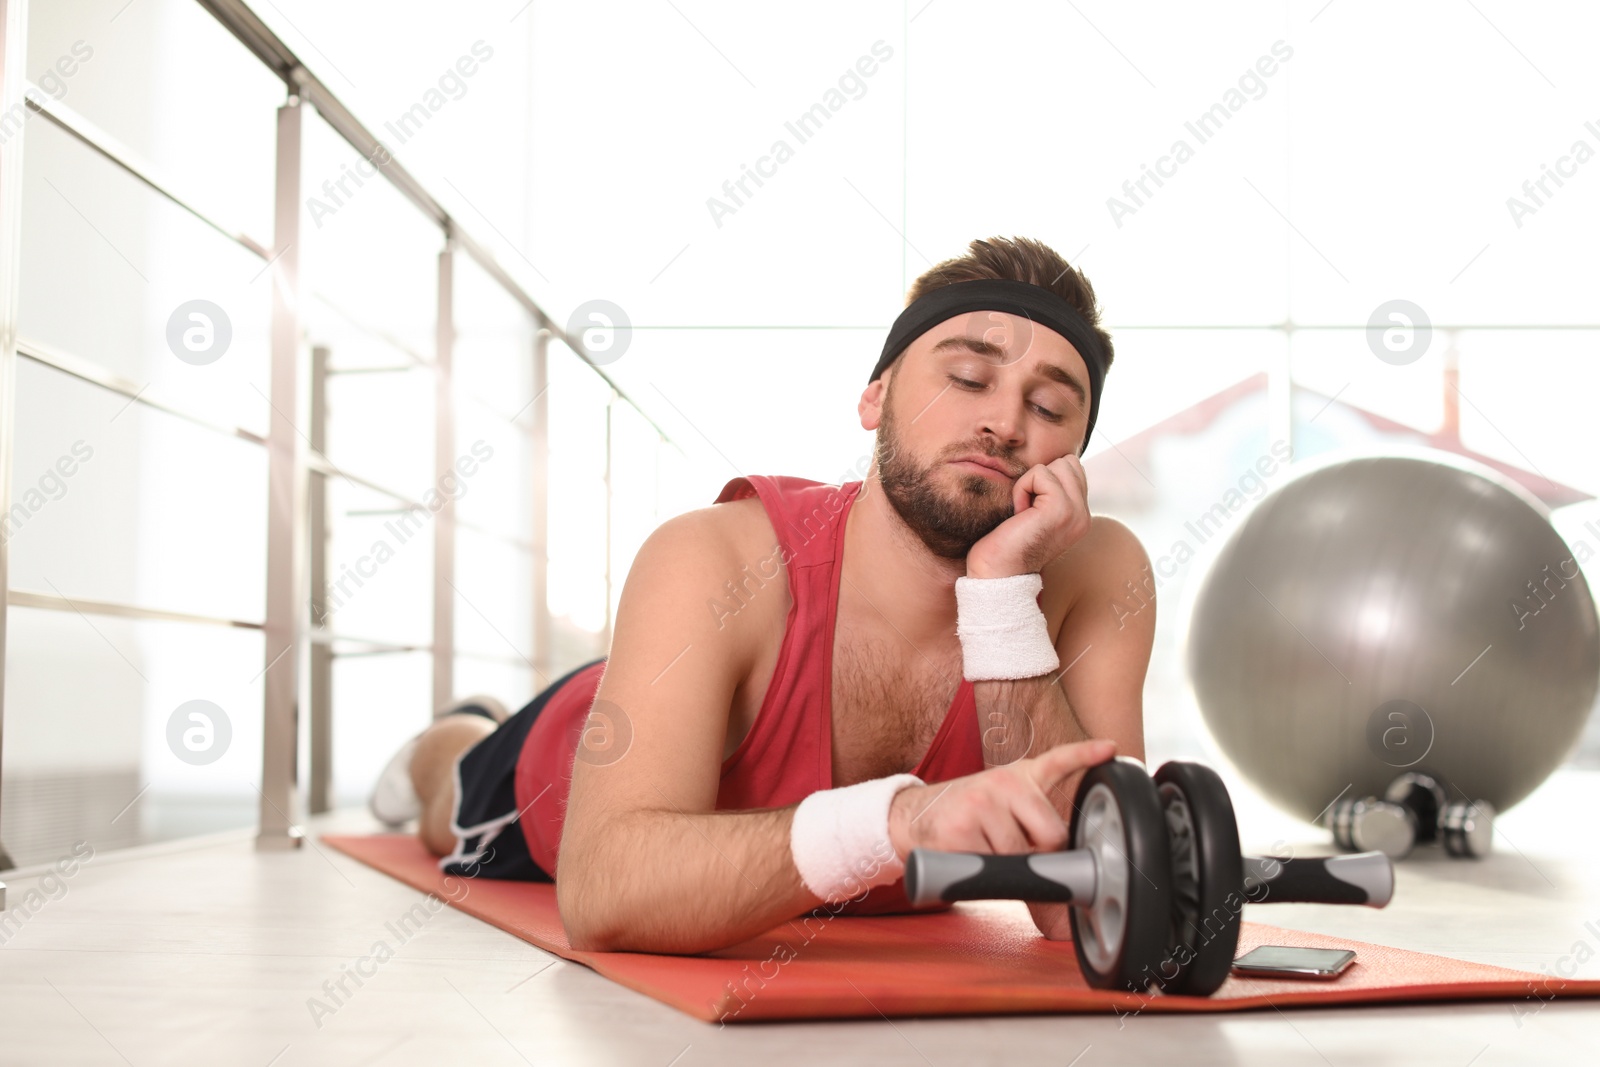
[1,769,1597,1066]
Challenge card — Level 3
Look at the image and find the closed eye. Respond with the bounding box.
[948,374,1063,422]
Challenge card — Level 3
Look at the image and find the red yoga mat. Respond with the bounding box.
[323,833,1600,1024]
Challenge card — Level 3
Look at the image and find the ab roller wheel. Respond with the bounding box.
[1152,761,1244,995]
[1067,760,1173,991]
[904,756,1396,997]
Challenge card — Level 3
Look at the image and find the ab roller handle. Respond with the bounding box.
[905,850,1097,906]
[907,847,1392,909]
[1242,852,1393,907]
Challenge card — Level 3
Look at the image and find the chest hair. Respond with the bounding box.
[830,629,962,782]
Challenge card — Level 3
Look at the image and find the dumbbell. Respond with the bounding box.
[903,757,1394,997]
[1324,771,1495,859]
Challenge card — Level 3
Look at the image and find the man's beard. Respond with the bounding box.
[872,383,1017,561]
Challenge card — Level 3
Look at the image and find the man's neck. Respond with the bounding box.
[840,476,966,653]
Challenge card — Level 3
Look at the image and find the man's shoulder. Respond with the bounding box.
[1042,514,1150,613]
[621,494,788,691]
[650,494,778,570]
[653,473,855,581]
[1074,513,1144,556]
[708,473,847,551]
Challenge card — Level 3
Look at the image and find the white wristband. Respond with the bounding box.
[789,773,923,902]
[955,572,1061,682]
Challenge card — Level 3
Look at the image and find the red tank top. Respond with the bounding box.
[512,474,985,914]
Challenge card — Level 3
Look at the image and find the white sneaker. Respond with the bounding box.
[369,735,422,828]
[366,694,512,828]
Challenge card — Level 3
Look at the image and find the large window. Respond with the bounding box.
[0,0,679,865]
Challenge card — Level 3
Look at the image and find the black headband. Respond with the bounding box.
[869,278,1108,452]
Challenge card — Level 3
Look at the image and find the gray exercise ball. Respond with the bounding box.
[1184,449,1600,824]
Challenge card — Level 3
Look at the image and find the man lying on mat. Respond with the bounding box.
[370,235,1154,954]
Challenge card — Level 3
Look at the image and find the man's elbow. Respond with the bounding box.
[554,847,618,951]
[555,846,673,953]
[562,912,616,953]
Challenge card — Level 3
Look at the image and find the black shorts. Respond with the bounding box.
[438,656,607,882]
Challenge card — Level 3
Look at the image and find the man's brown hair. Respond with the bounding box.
[897,235,1114,379]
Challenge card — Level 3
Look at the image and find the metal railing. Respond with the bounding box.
[0,0,677,873]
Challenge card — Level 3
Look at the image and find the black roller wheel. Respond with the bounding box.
[1067,757,1173,992]
[1152,761,1245,996]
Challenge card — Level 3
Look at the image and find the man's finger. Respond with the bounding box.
[1012,789,1072,850]
[1026,738,1116,790]
[1066,456,1088,498]
[1051,454,1088,500]
[977,805,1035,856]
[1014,462,1065,515]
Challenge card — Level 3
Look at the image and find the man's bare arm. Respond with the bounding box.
[556,507,841,954]
[973,515,1154,939]
[560,801,828,953]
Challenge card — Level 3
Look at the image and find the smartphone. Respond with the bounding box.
[1232,945,1357,979]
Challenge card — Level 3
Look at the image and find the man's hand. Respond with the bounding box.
[887,738,1116,861]
[965,455,1091,579]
